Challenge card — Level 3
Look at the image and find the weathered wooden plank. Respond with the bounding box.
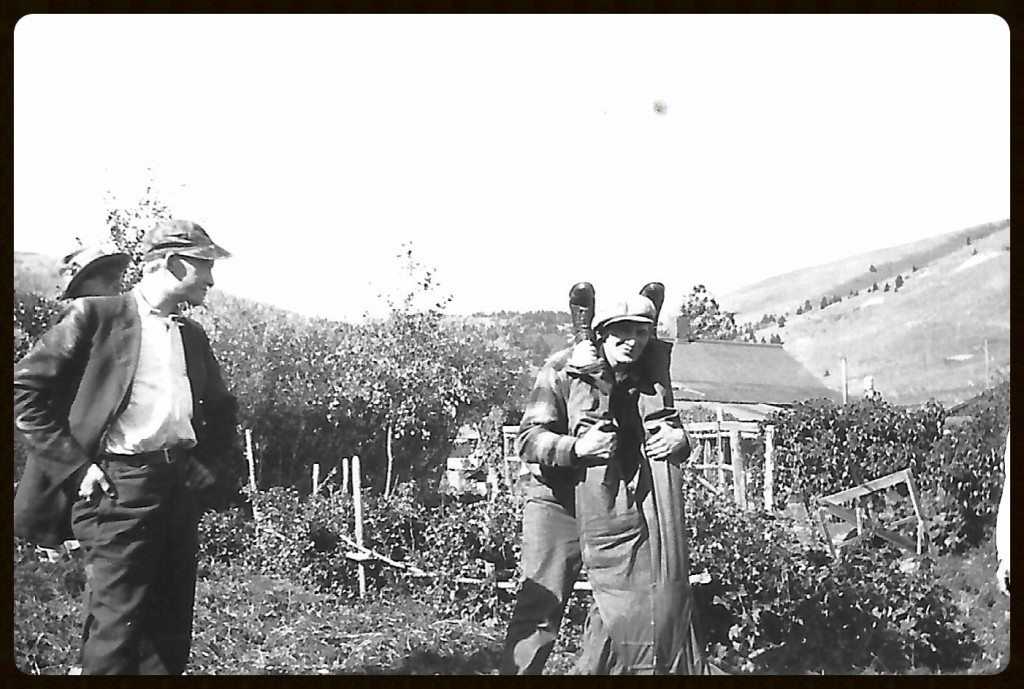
[685,421,761,434]
[688,463,733,472]
[820,469,911,505]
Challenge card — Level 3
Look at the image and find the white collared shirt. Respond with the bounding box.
[103,289,197,454]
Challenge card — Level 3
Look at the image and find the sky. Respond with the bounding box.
[14,14,1009,322]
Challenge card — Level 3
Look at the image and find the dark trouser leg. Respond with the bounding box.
[499,478,582,675]
[71,459,197,675]
[140,478,200,675]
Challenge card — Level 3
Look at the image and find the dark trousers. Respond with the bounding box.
[70,456,201,675]
[499,477,582,675]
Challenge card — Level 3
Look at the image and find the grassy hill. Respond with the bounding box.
[720,220,1011,406]
[14,251,63,299]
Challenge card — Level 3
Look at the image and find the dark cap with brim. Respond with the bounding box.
[140,219,232,262]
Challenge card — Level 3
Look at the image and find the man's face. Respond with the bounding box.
[169,254,215,306]
[74,268,124,297]
[600,320,652,368]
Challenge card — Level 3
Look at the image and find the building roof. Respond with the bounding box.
[670,339,841,406]
[675,401,781,422]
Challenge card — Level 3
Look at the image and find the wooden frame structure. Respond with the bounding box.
[684,410,775,511]
[816,468,928,558]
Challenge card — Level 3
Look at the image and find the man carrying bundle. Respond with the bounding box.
[501,283,714,674]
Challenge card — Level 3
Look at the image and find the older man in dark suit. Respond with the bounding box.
[14,219,242,675]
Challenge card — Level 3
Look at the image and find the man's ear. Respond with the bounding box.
[165,254,185,278]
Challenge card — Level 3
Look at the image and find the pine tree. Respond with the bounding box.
[677,284,739,340]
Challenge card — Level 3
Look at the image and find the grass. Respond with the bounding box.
[14,536,1008,675]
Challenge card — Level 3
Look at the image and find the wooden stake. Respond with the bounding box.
[341,456,350,496]
[245,429,257,492]
[244,429,261,527]
[716,406,726,488]
[312,462,320,495]
[352,455,366,598]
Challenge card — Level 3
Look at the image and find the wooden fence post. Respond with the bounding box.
[715,406,726,488]
[312,462,320,496]
[730,428,746,510]
[341,456,350,497]
[352,455,366,598]
[764,425,775,511]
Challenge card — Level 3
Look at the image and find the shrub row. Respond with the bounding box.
[13,289,529,494]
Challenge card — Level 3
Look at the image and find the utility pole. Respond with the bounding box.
[841,356,848,404]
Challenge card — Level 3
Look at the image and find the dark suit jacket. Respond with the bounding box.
[13,292,241,547]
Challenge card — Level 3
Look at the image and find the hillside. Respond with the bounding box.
[721,221,1011,406]
[14,251,63,298]
[723,220,1008,324]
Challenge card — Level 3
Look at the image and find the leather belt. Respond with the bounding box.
[101,446,190,466]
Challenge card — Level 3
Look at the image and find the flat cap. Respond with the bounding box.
[140,219,232,261]
[593,293,657,331]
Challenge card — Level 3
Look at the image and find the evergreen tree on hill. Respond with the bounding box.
[677,284,739,341]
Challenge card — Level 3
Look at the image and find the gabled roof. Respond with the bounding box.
[670,339,841,406]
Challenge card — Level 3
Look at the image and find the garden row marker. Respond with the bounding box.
[816,468,928,558]
[341,455,350,496]
[311,466,337,498]
[352,455,367,598]
[244,428,261,525]
[245,429,257,492]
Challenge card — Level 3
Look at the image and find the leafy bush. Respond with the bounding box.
[13,290,64,362]
[685,483,980,674]
[764,396,946,510]
[759,388,1008,556]
[921,380,1009,554]
[13,540,84,675]
[194,470,990,675]
[198,482,524,619]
